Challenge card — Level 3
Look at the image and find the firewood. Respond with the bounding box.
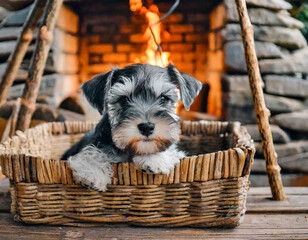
[235,0,286,200]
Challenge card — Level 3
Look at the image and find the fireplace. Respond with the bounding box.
[0,0,227,118]
[77,0,223,117]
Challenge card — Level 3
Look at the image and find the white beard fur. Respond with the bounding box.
[68,144,185,191]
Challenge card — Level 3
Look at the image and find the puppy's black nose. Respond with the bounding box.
[138,122,155,137]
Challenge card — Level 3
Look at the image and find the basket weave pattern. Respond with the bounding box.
[0,121,255,227]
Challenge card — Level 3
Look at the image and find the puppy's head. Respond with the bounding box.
[81,63,202,155]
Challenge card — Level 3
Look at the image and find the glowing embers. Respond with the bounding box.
[129,0,170,67]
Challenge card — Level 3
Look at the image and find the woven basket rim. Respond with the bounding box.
[0,120,255,186]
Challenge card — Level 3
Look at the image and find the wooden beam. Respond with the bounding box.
[16,0,64,131]
[0,212,308,238]
[235,0,286,200]
[0,0,46,107]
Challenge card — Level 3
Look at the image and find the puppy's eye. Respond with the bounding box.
[118,96,130,106]
[160,95,169,104]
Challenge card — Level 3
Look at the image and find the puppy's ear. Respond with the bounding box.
[81,68,117,114]
[167,63,202,110]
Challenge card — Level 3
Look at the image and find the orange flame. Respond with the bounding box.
[130,0,169,67]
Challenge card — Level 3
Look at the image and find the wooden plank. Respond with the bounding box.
[249,187,308,195]
[0,212,307,239]
[250,174,308,188]
[240,214,308,229]
[247,187,308,213]
[247,195,308,213]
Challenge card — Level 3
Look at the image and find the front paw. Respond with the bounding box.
[133,154,178,175]
[140,167,156,174]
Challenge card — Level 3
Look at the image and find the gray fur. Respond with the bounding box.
[62,63,202,191]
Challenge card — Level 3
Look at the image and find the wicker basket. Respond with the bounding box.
[0,120,255,227]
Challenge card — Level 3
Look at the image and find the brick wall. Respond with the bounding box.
[79,0,221,112]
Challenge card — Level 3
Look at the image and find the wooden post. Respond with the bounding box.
[235,0,286,200]
[0,0,46,107]
[16,0,64,131]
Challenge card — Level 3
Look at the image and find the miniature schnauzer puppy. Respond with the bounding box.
[62,63,202,191]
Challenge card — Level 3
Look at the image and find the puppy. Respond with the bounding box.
[62,63,202,191]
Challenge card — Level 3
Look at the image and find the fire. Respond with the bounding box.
[130,0,170,67]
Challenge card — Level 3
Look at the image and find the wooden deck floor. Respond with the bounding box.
[0,179,307,240]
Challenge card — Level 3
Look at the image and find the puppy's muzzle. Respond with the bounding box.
[137,122,155,137]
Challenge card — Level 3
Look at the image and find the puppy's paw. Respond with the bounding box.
[140,167,156,174]
[133,145,185,174]
[68,145,114,191]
